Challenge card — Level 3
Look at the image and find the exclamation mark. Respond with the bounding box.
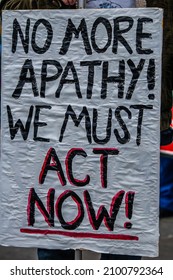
[124,191,135,229]
[147,59,155,100]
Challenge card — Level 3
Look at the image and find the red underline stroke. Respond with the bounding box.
[20,228,139,240]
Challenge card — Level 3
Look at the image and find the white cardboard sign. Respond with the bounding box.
[0,8,162,257]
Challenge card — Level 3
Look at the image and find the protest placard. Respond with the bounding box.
[0,8,162,257]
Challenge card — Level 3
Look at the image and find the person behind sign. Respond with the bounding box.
[0,0,145,261]
[1,0,172,260]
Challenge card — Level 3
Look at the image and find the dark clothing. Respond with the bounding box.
[147,0,173,131]
[37,248,141,260]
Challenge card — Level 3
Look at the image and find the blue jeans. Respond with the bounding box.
[37,248,141,260]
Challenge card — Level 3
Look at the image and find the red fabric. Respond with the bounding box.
[160,107,173,155]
